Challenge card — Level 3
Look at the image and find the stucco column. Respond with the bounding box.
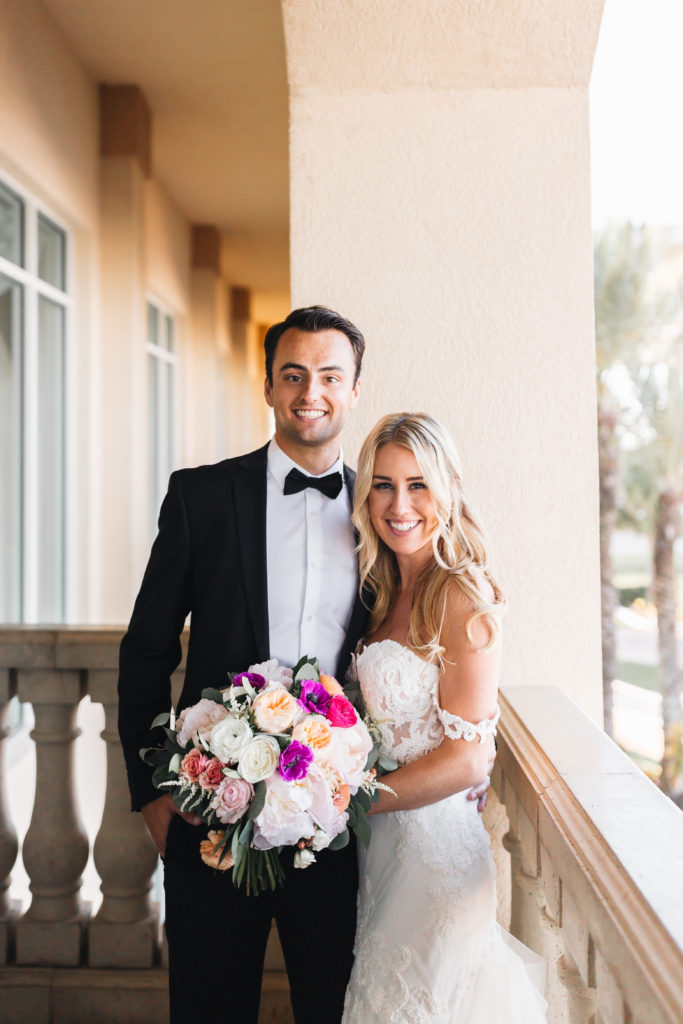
[98,85,150,622]
[283,0,605,719]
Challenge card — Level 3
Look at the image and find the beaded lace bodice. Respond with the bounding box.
[354,638,499,766]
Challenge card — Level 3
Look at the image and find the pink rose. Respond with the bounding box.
[198,757,224,790]
[180,748,209,782]
[327,695,357,729]
[210,776,254,824]
[176,699,229,748]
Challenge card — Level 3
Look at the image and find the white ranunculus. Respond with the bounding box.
[208,715,253,764]
[238,735,281,783]
[294,848,316,869]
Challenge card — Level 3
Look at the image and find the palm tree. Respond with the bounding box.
[594,223,655,735]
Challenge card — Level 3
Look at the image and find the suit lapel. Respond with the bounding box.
[335,464,371,679]
[232,444,270,663]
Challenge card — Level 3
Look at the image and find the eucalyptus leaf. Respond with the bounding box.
[150,711,171,730]
[239,819,254,846]
[294,659,320,684]
[328,828,350,851]
[354,815,372,849]
[141,747,171,766]
[169,753,182,775]
[354,788,371,814]
[364,740,381,772]
[379,755,398,773]
[247,780,267,820]
[292,654,312,677]
[152,765,173,787]
[200,687,226,705]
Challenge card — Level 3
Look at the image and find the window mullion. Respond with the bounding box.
[22,281,39,623]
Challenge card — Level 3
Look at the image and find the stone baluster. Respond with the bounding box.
[0,668,20,963]
[15,669,89,965]
[559,887,597,1024]
[88,669,160,967]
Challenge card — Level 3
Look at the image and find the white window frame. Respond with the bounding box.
[146,295,180,539]
[0,170,73,623]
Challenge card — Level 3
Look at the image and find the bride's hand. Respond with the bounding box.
[467,734,496,813]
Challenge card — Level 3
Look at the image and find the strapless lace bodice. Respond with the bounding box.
[355,639,499,766]
[355,639,442,765]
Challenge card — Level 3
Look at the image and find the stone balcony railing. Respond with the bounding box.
[0,626,682,1024]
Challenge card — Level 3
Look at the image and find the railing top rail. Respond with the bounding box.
[0,625,187,670]
[500,684,683,1020]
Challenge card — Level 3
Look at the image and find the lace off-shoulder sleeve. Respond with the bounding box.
[436,702,500,743]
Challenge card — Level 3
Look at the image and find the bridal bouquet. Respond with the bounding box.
[140,655,391,894]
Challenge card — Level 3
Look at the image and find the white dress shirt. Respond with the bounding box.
[266,438,358,673]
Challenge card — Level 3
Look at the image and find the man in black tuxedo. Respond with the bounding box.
[119,307,371,1023]
[119,306,491,1023]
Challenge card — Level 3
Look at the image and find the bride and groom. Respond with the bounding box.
[118,306,547,1023]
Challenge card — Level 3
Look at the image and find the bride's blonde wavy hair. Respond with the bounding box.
[353,413,506,664]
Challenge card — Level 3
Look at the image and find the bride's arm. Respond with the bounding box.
[368,585,500,815]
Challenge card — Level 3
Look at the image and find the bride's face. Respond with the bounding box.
[368,443,439,561]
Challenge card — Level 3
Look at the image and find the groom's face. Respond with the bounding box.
[264,327,361,454]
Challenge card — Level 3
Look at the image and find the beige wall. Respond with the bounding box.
[0,0,273,623]
[0,0,100,623]
[284,1,604,720]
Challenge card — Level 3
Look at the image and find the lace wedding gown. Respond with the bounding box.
[342,639,547,1024]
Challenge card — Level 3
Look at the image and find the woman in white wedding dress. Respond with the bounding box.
[341,413,547,1024]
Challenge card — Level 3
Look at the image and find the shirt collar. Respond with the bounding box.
[267,437,344,491]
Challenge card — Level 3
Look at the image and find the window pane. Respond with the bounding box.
[148,352,160,538]
[38,214,66,291]
[0,183,24,267]
[147,303,159,346]
[37,296,65,621]
[165,314,174,353]
[0,275,23,621]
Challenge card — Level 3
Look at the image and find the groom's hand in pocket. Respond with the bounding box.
[141,793,202,858]
[467,734,496,813]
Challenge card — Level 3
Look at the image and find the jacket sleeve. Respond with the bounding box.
[118,471,192,811]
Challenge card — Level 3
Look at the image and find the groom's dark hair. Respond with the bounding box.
[264,306,365,385]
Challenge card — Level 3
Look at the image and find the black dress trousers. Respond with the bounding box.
[163,816,359,1024]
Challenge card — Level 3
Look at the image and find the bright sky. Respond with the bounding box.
[590,0,683,228]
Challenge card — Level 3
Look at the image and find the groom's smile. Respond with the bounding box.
[264,326,361,473]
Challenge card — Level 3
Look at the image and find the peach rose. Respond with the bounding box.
[319,673,344,697]
[199,830,234,871]
[180,748,209,783]
[291,715,333,762]
[332,783,351,812]
[198,757,224,790]
[253,687,299,734]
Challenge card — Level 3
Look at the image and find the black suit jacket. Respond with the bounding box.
[118,442,369,811]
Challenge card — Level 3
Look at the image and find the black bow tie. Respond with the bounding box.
[283,467,344,499]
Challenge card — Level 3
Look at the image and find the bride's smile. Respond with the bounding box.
[368,442,438,565]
